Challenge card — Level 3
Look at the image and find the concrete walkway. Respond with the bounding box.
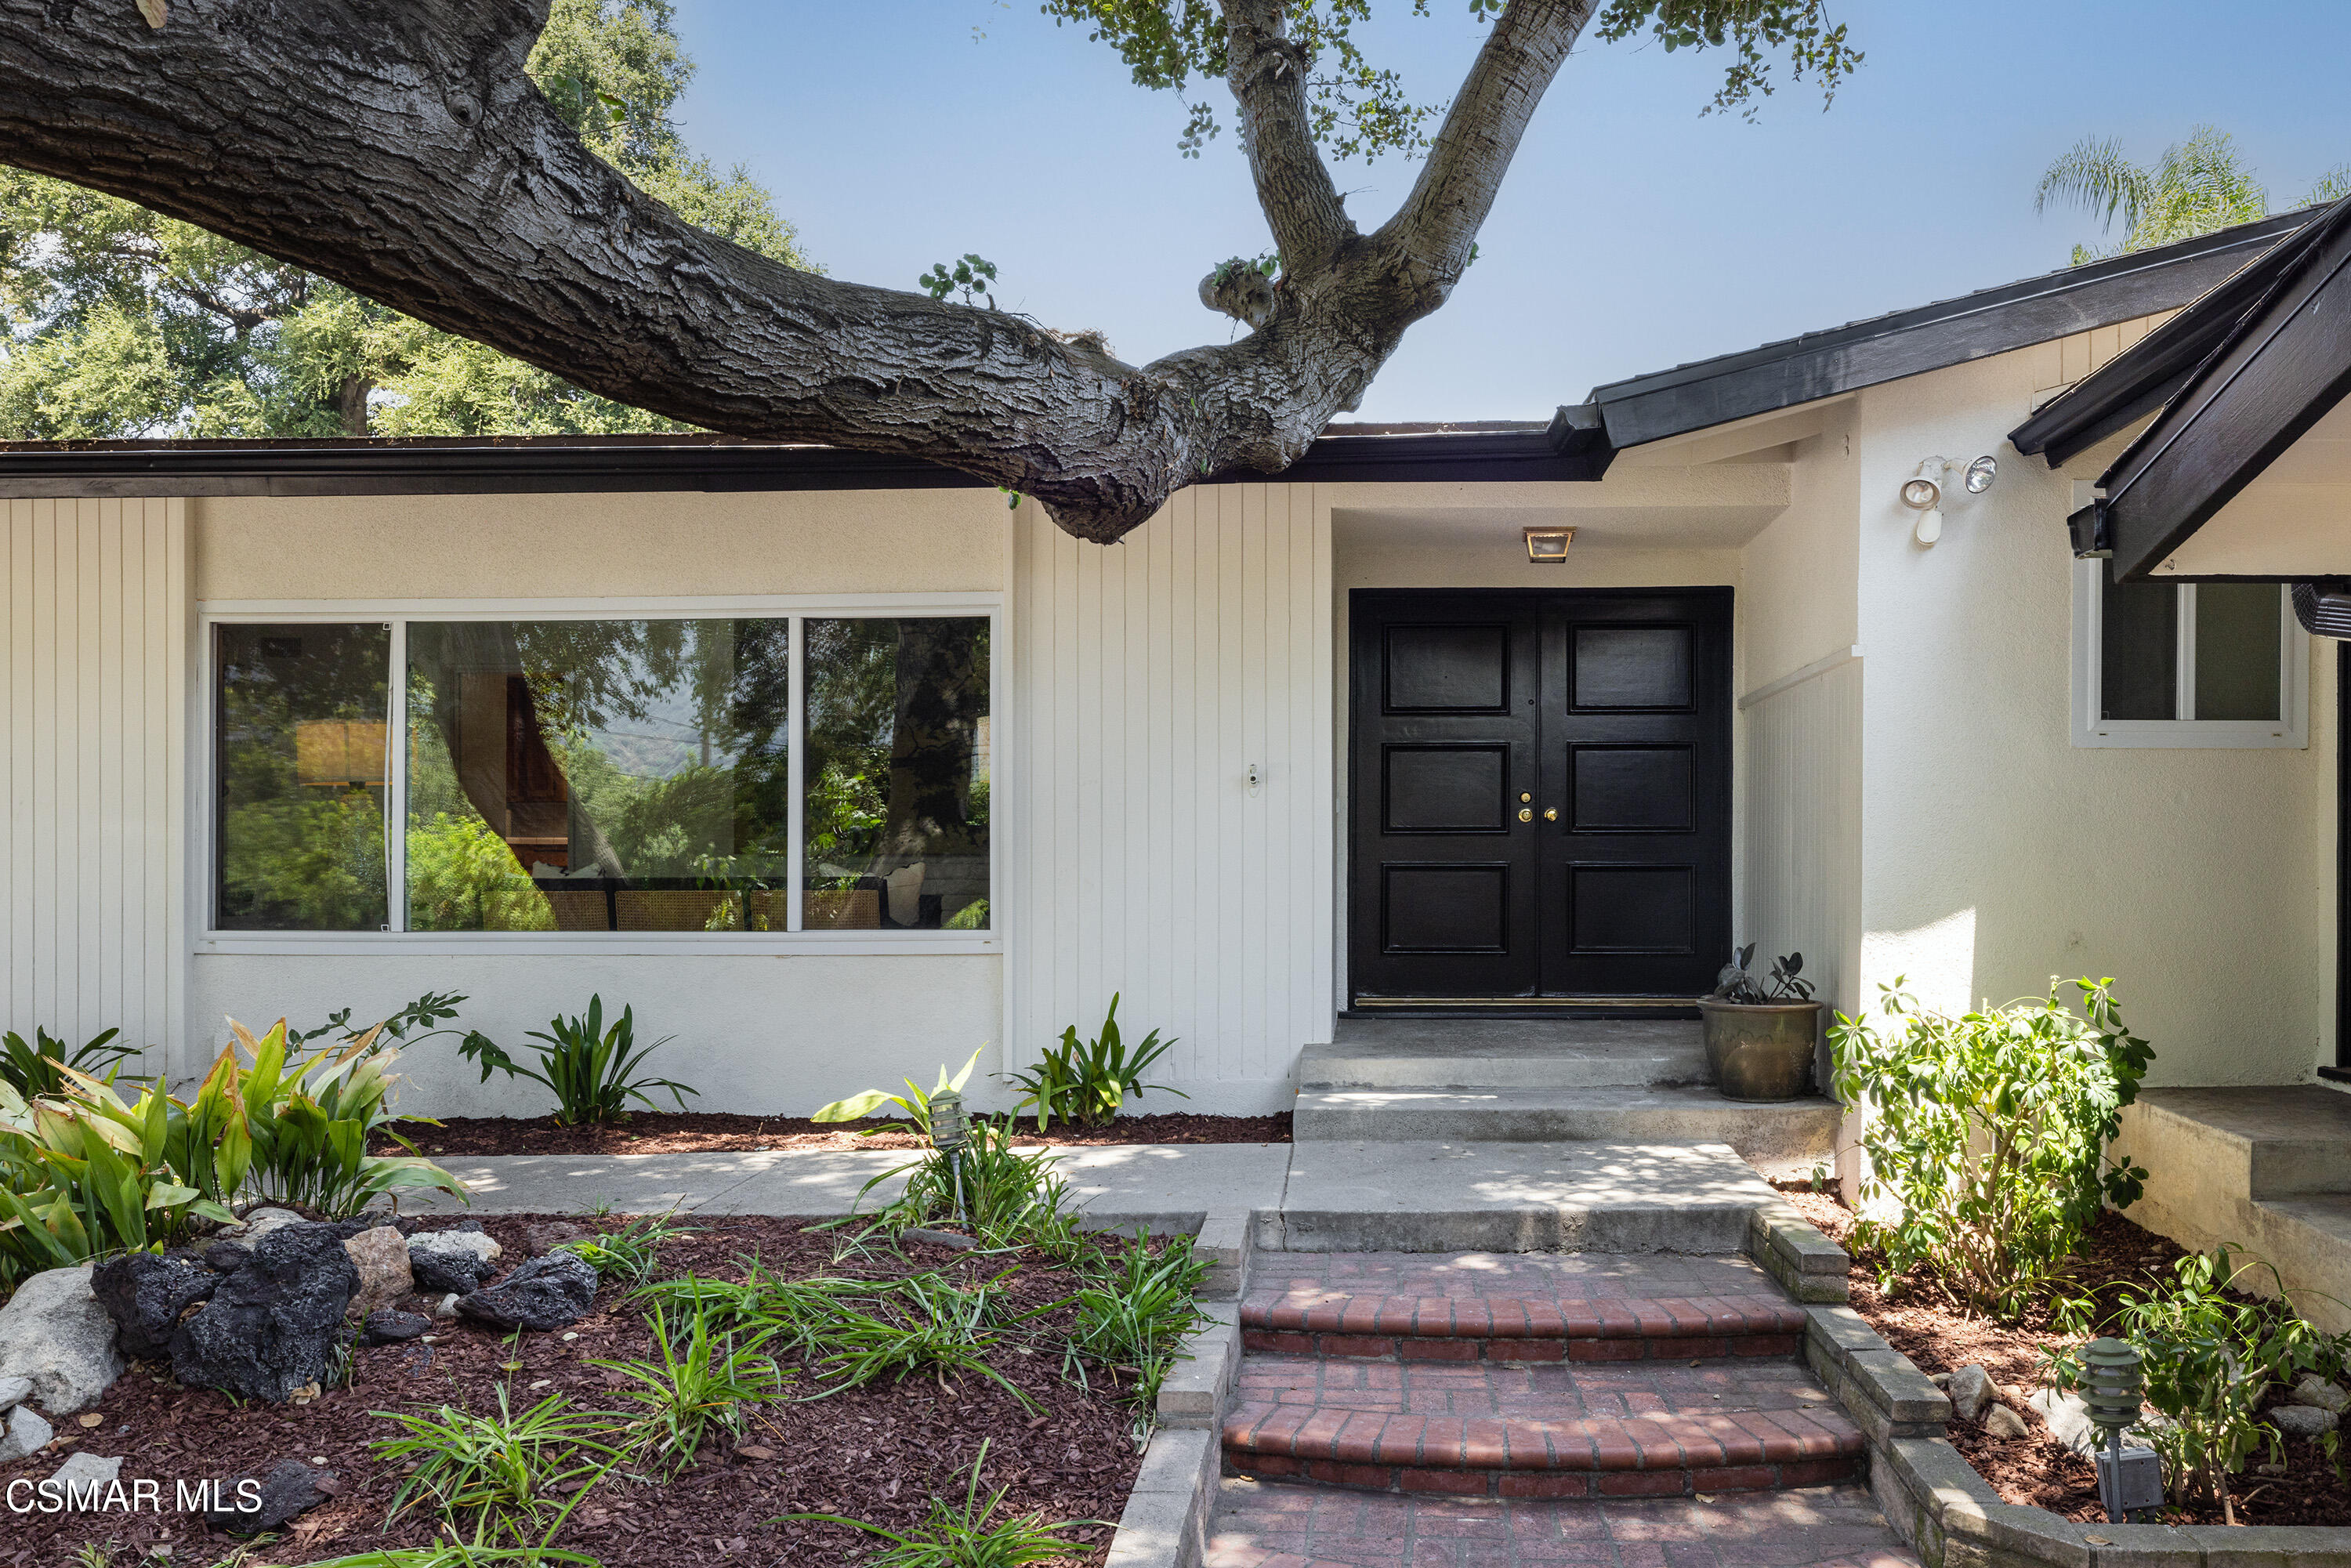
[411,1139,1786,1255]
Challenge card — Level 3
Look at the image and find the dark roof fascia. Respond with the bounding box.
[2095,196,2351,582]
[1585,212,2316,451]
[0,423,1609,499]
[2009,208,2337,466]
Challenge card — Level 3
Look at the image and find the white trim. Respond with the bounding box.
[196,594,1005,951]
[1738,646,1864,712]
[2070,561,2308,748]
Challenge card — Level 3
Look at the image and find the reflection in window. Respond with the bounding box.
[804,618,991,930]
[404,621,790,932]
[215,624,391,930]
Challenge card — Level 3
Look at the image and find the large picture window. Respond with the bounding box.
[208,609,993,936]
[2071,563,2306,748]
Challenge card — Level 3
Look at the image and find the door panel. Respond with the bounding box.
[1349,588,1732,1005]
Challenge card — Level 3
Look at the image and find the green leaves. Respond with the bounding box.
[918,254,1000,309]
[462,994,700,1126]
[0,1025,138,1098]
[779,1440,1101,1567]
[1828,977,2152,1321]
[1005,994,1185,1132]
[811,1048,982,1134]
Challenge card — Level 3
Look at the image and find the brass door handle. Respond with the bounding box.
[1543,808,1559,821]
[1517,807,1533,822]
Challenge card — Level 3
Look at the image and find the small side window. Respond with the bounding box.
[2073,563,2306,748]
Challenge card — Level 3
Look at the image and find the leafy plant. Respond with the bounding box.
[458,995,697,1125]
[917,254,998,309]
[855,1118,1077,1249]
[214,1017,467,1217]
[1003,994,1183,1132]
[372,1387,631,1541]
[781,1439,1099,1567]
[1063,1232,1211,1440]
[2045,1246,2351,1523]
[1829,977,2151,1320]
[592,1302,784,1476]
[0,1026,139,1097]
[796,1272,1041,1410]
[290,989,469,1049]
[1710,944,1813,1004]
[558,1209,696,1287]
[811,1049,983,1138]
[0,1070,234,1287]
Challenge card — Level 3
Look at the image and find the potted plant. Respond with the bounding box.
[1701,945,1821,1101]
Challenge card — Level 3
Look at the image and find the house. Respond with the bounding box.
[2,205,2345,1308]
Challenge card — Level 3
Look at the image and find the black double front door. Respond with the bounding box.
[1348,588,1733,1005]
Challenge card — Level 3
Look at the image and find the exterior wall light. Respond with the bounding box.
[1524,527,1575,563]
[1900,455,1996,547]
[1964,454,1998,494]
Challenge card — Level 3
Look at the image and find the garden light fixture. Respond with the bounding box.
[928,1085,969,1227]
[2081,1337,2162,1523]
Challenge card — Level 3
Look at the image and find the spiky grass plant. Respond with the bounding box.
[780,1440,1100,1567]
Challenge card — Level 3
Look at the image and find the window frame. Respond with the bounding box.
[2070,562,2308,749]
[194,592,1004,955]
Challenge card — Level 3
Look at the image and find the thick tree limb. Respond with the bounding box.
[0,0,1565,541]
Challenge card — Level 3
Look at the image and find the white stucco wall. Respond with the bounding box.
[1849,349,2334,1085]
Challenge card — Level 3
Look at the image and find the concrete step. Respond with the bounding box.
[1238,1291,1806,1363]
[1307,1018,1708,1089]
[1292,1086,1838,1176]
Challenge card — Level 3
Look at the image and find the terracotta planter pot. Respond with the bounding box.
[1698,998,1822,1102]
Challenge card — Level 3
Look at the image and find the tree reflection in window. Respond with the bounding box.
[404,620,790,932]
[803,618,990,931]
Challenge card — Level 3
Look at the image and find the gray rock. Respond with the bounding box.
[342,1226,414,1324]
[0,1374,31,1411]
[0,1265,125,1415]
[227,1207,306,1242]
[432,1293,460,1320]
[169,1222,360,1403]
[1947,1363,1994,1423]
[2291,1374,2349,1414]
[2272,1403,2340,1438]
[408,1228,502,1295]
[0,1403,53,1464]
[90,1251,219,1360]
[1983,1403,2030,1439]
[49,1450,121,1488]
[205,1458,337,1535]
[360,1309,431,1346]
[457,1251,598,1333]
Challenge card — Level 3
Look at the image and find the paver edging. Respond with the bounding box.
[1105,1219,1251,1568]
[1802,1302,2351,1567]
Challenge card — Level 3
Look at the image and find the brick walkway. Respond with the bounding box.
[1205,1476,1925,1567]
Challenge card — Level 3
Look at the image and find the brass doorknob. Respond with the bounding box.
[1517,807,1533,822]
[1544,808,1559,821]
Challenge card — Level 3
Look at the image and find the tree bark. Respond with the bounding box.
[0,0,1589,541]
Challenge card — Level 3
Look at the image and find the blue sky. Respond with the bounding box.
[674,2,2349,423]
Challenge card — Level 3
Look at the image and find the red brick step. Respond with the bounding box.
[1220,1401,1864,1499]
[1238,1291,1806,1363]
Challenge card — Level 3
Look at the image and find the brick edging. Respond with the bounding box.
[1103,1215,1249,1568]
[1802,1297,2351,1566]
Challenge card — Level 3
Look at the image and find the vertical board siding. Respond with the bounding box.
[1741,658,1864,1012]
[1010,486,1333,1088]
[0,499,187,1077]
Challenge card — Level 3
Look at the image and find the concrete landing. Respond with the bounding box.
[1270,1139,1777,1254]
[2118,1085,2351,1334]
[1307,1018,1708,1088]
[1293,1085,1839,1176]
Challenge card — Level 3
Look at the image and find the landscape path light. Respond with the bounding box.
[929,1085,969,1228]
[2081,1337,2162,1523]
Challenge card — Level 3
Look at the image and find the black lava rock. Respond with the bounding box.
[169,1222,360,1403]
[202,1240,252,1273]
[456,1251,599,1332]
[359,1309,431,1346]
[205,1458,337,1535]
[91,1251,219,1360]
[408,1247,495,1297]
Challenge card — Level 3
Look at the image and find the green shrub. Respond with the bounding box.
[0,1071,234,1287]
[1063,1232,1212,1439]
[1829,976,2151,1320]
[781,1441,1098,1567]
[592,1302,785,1476]
[1003,994,1183,1132]
[0,1026,139,1098]
[372,1387,630,1542]
[2046,1246,2351,1522]
[458,995,697,1125]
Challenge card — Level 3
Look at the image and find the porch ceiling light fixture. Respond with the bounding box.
[1524,527,1575,563]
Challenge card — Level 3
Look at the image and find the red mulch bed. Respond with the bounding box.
[0,1215,1151,1566]
[1776,1181,2350,1527]
[376,1110,1291,1157]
